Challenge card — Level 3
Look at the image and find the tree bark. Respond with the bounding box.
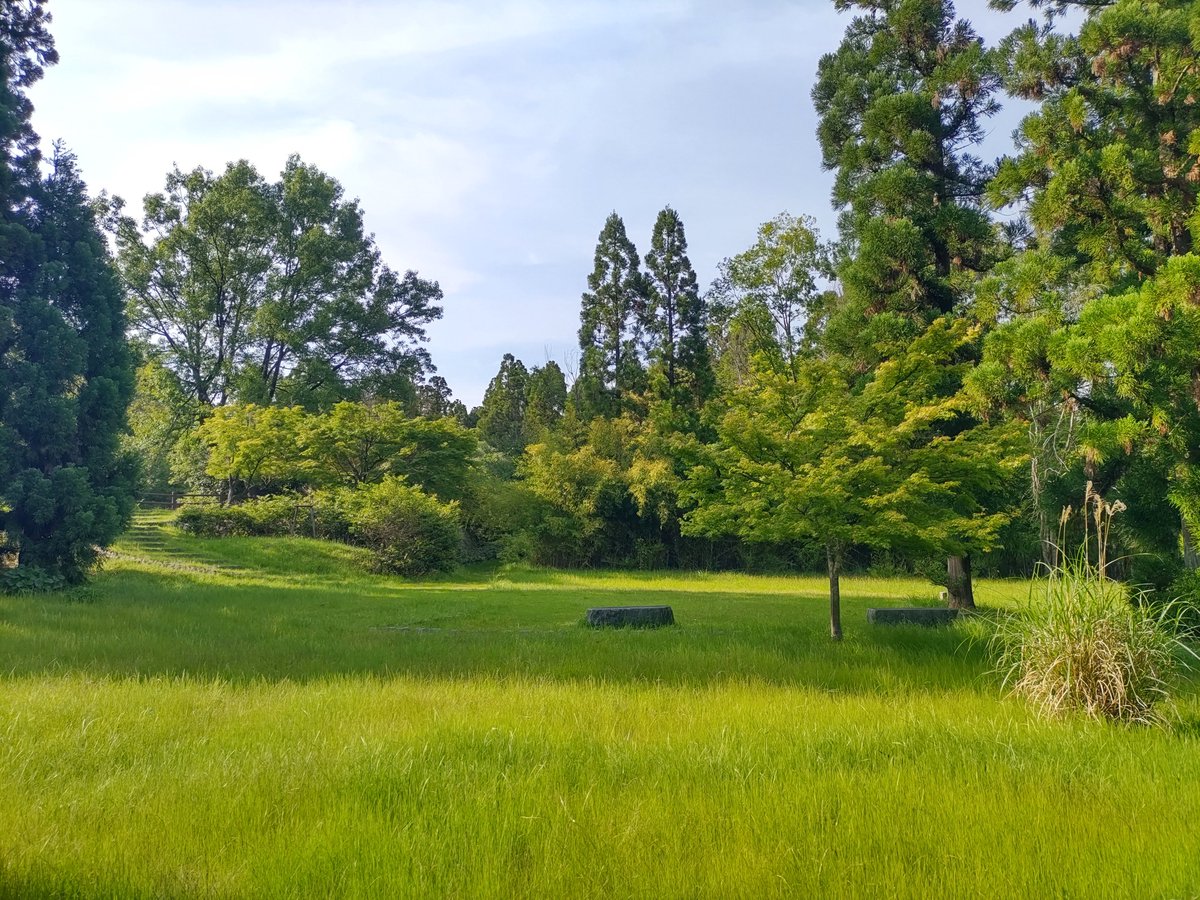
[946,554,975,610]
[827,543,843,641]
[1183,519,1199,571]
[1038,508,1058,570]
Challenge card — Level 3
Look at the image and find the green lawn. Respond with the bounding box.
[1,513,1197,898]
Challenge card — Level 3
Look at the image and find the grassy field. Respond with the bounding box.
[1,512,1198,898]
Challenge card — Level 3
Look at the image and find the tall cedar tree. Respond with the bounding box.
[813,0,1001,607]
[978,0,1200,567]
[116,156,442,409]
[413,375,467,422]
[524,361,567,437]
[477,353,530,455]
[643,207,713,412]
[0,5,137,583]
[814,0,999,357]
[577,213,646,420]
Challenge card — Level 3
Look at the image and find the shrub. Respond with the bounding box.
[991,488,1191,725]
[0,565,67,595]
[176,484,459,576]
[343,477,461,576]
[1166,569,1200,638]
[458,472,540,563]
[176,494,346,537]
[175,503,256,537]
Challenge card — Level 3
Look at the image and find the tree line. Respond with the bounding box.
[3,0,1199,639]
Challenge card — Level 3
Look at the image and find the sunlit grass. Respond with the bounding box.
[0,516,1197,897]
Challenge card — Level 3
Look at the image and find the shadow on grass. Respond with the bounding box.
[0,559,1019,699]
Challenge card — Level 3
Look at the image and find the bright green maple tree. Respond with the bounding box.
[685,319,1018,639]
[812,0,1003,605]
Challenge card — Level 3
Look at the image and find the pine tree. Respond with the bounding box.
[977,0,1200,569]
[813,0,999,363]
[643,207,712,412]
[813,0,1002,606]
[0,1,137,586]
[577,213,646,419]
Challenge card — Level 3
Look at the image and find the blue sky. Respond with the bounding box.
[31,0,1031,407]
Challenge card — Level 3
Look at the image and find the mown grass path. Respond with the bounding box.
[1,515,1197,897]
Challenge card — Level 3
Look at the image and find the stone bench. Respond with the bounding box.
[867,607,959,627]
[586,605,675,628]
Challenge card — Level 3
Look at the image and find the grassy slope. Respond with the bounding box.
[0,514,1197,898]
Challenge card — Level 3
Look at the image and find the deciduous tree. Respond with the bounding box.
[813,0,1002,605]
[116,156,442,409]
[686,320,1017,637]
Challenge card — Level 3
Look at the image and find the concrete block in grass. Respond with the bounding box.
[586,606,675,628]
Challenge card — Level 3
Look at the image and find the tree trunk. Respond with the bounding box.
[1183,519,1199,571]
[1038,507,1058,570]
[827,543,843,641]
[946,554,975,610]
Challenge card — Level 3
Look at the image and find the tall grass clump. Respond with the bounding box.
[993,485,1191,724]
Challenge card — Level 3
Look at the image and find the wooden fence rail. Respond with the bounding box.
[137,492,220,510]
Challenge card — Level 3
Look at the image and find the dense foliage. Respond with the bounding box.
[114,156,444,410]
[0,5,136,586]
[7,0,1195,618]
[176,480,461,576]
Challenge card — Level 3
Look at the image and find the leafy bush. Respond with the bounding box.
[177,496,302,537]
[176,494,343,537]
[343,477,461,576]
[176,484,459,576]
[0,565,67,595]
[991,491,1191,724]
[458,472,540,563]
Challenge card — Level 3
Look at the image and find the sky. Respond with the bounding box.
[29,0,1034,408]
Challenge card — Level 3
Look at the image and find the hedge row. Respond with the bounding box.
[175,478,460,576]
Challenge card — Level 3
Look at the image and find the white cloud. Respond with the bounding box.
[30,0,1027,405]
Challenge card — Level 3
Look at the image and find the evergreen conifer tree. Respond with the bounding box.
[523,361,567,438]
[977,0,1200,568]
[0,6,136,584]
[813,0,1002,606]
[643,207,712,412]
[577,213,646,419]
[813,0,999,362]
[477,353,530,455]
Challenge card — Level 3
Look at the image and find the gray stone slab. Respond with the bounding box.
[867,607,960,627]
[586,605,675,628]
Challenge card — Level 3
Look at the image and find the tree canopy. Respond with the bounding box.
[115,156,443,409]
[0,7,136,585]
